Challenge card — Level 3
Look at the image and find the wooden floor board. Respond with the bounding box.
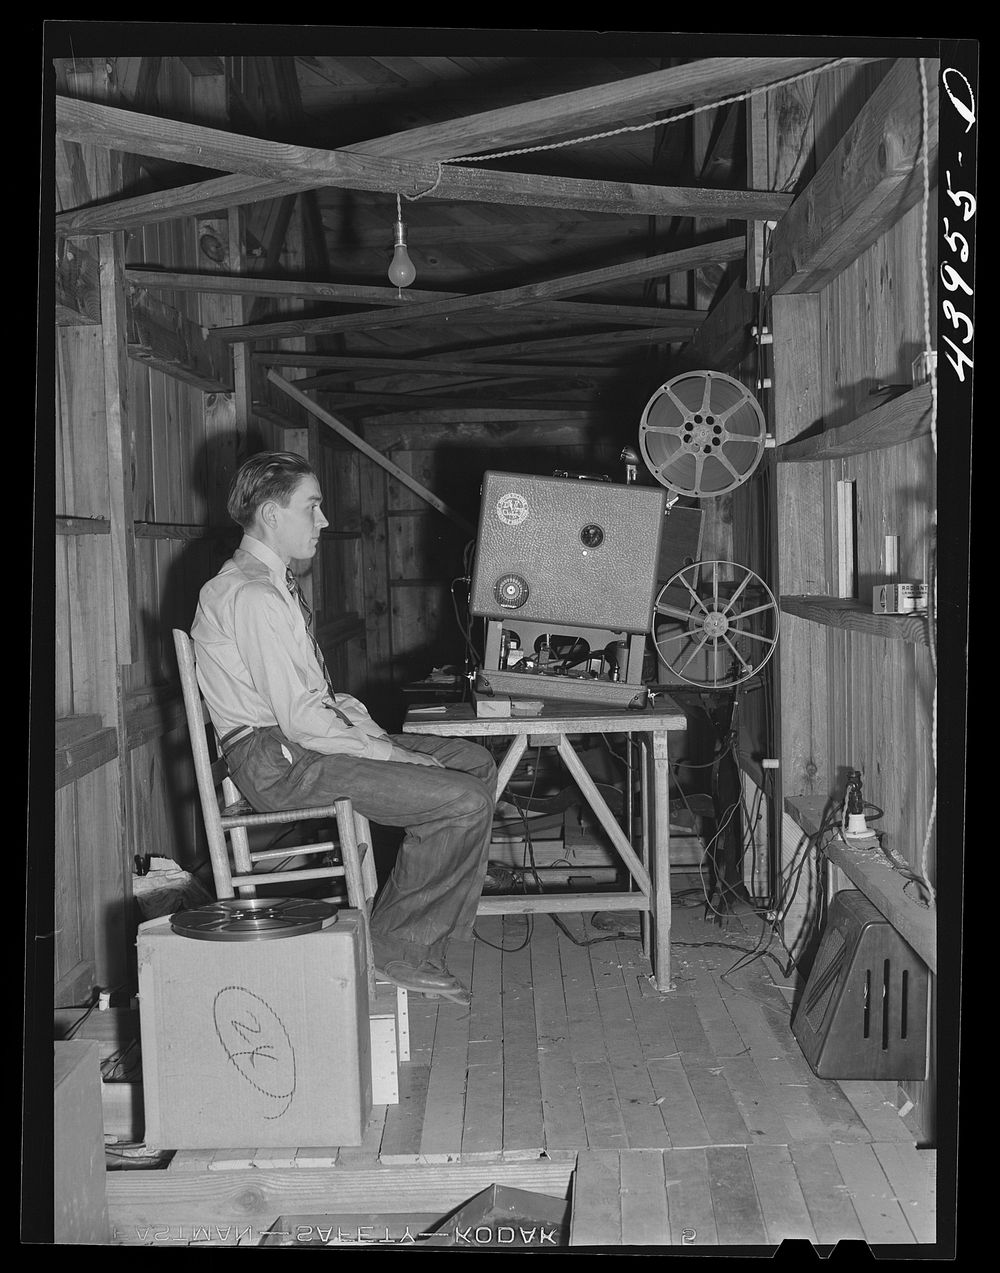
[705,1146,768,1245]
[531,917,588,1153]
[836,1080,915,1143]
[620,1149,671,1246]
[728,956,875,1141]
[714,1054,795,1145]
[645,1059,714,1149]
[662,994,754,1145]
[293,1145,340,1168]
[250,1147,300,1169]
[752,999,874,1141]
[722,990,839,1141]
[337,1105,387,1170]
[665,1146,719,1246]
[684,958,795,1144]
[830,1142,916,1244]
[618,945,682,1060]
[462,918,505,1160]
[208,1148,257,1170]
[591,944,672,1148]
[406,991,438,1066]
[576,1059,630,1149]
[500,918,546,1157]
[560,919,611,1066]
[168,1149,218,1172]
[418,996,470,1162]
[379,1064,430,1165]
[871,1143,936,1243]
[788,1141,867,1244]
[569,1149,622,1246]
[747,1144,819,1244]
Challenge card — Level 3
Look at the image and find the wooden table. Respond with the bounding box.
[403,698,686,988]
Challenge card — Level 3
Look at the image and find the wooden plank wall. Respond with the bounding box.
[756,60,937,1138]
[386,449,466,697]
[54,56,288,1004]
[55,55,132,1003]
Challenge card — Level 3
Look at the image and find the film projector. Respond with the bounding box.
[470,371,780,706]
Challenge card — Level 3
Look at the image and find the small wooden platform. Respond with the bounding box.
[104,890,937,1247]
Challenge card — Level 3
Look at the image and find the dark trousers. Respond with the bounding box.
[225,726,496,969]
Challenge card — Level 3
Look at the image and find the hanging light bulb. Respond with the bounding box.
[387,192,416,290]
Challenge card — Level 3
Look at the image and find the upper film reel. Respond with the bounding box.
[639,371,767,498]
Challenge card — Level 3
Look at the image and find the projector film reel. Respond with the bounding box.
[639,371,767,497]
[170,896,339,942]
[653,559,779,689]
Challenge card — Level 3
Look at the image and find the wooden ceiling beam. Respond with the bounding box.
[293,386,605,412]
[125,268,707,330]
[267,370,476,535]
[251,351,625,377]
[209,236,741,343]
[57,242,102,326]
[363,418,607,451]
[769,58,938,294]
[126,289,233,391]
[422,326,696,361]
[54,97,792,236]
[323,56,871,160]
[675,279,757,373]
[293,368,607,395]
[55,58,851,235]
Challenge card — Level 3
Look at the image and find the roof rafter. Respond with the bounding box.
[55,96,791,236]
[209,235,743,344]
[124,267,708,331]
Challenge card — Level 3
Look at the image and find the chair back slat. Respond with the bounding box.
[172,626,372,986]
[173,629,238,898]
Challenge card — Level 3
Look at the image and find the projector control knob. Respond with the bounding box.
[495,574,530,609]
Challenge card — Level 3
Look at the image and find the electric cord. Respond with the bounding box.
[474,743,544,953]
[500,743,644,949]
[450,575,481,671]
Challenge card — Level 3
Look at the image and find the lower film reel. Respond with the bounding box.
[653,559,779,689]
[171,896,339,942]
[639,370,766,498]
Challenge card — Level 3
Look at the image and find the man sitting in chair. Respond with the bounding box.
[190,451,496,1006]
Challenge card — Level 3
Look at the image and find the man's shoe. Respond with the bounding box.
[375,960,472,1005]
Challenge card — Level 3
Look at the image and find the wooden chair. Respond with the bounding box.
[172,628,378,994]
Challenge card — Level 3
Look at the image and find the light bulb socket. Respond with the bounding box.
[393,217,407,247]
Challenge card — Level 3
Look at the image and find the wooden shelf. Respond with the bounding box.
[780,595,930,645]
[776,384,932,462]
[56,725,119,789]
[784,795,936,973]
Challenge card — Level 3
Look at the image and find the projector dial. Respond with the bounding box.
[494,574,530,609]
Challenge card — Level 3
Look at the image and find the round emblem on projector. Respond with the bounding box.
[496,492,529,526]
[495,574,530,609]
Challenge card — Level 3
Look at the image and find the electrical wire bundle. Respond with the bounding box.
[450,538,482,673]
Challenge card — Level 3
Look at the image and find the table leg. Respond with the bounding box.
[555,734,651,895]
[638,736,651,964]
[494,733,529,801]
[648,730,673,989]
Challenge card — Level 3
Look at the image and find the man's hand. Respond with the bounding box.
[390,746,444,768]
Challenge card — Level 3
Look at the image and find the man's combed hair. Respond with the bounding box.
[227,451,317,530]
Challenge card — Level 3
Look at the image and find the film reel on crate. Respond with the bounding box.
[639,370,767,498]
[170,896,339,942]
[653,559,779,689]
